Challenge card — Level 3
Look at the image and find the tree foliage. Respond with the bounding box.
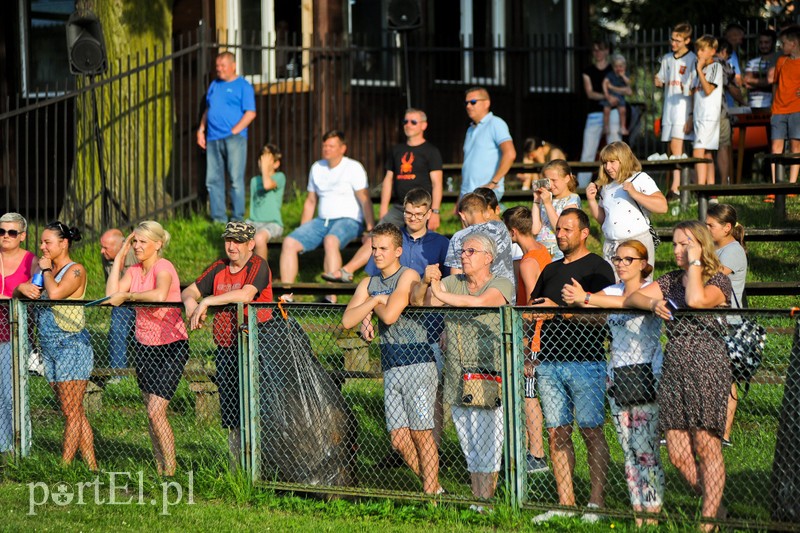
[592,0,762,31]
[64,0,174,232]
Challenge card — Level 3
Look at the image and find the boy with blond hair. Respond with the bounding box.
[692,35,723,186]
[655,22,696,200]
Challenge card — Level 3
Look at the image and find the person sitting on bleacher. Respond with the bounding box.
[279,130,375,301]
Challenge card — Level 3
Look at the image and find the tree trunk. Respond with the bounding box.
[63,0,174,232]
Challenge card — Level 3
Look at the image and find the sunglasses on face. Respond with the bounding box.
[460,248,488,257]
[0,228,21,238]
[465,99,485,106]
[402,119,419,125]
[611,256,645,266]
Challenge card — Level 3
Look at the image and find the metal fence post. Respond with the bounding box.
[240,303,261,482]
[11,298,31,458]
[501,305,523,508]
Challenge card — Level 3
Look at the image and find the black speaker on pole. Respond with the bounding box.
[66,12,108,76]
[388,0,421,31]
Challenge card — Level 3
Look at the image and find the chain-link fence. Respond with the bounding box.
[3,299,799,530]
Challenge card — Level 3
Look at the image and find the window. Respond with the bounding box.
[525,0,574,93]
[19,0,77,97]
[433,0,505,85]
[347,0,400,86]
[226,0,309,86]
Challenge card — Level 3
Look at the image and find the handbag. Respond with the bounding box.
[453,320,502,409]
[630,173,661,248]
[609,363,657,407]
[461,369,502,409]
[725,293,766,386]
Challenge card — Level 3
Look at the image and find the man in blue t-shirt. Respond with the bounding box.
[461,86,516,201]
[197,52,257,224]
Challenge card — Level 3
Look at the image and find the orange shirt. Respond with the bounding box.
[516,246,552,305]
[772,55,800,115]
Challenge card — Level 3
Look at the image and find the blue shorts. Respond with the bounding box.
[537,361,606,428]
[771,112,800,141]
[287,217,363,253]
[38,309,94,383]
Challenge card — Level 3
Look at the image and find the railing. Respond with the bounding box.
[0,19,782,245]
[2,299,799,529]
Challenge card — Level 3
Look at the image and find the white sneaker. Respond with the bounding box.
[532,509,576,523]
[581,503,603,523]
[647,152,661,161]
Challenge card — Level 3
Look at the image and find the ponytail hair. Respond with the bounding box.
[45,221,82,247]
[707,203,745,251]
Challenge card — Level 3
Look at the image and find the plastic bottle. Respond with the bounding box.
[32,271,44,288]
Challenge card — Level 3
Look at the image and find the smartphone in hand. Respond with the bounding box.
[665,298,680,313]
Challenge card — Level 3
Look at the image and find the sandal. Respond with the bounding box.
[321,268,353,283]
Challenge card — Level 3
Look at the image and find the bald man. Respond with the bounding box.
[100,229,136,381]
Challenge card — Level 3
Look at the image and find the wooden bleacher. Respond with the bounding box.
[681,182,800,221]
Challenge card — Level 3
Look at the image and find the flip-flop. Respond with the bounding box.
[321,268,353,283]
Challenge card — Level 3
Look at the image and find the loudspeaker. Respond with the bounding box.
[66,12,108,76]
[388,0,421,31]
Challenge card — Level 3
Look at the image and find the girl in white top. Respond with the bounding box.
[586,142,668,278]
[562,239,664,526]
[706,203,748,447]
[531,160,580,261]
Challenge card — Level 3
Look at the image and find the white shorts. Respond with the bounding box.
[451,404,504,473]
[694,119,720,150]
[246,220,284,239]
[660,121,695,142]
[384,362,437,432]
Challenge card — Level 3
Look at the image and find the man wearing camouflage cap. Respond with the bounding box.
[181,221,274,466]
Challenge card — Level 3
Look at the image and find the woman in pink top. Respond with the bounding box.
[0,213,37,452]
[105,220,188,476]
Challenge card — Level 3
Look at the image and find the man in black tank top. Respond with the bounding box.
[343,223,441,494]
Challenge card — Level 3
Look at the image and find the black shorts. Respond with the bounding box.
[135,339,189,401]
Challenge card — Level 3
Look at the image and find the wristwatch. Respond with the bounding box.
[431,209,440,214]
[689,259,702,267]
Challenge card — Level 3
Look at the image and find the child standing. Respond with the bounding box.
[654,22,696,201]
[692,35,723,186]
[602,55,632,136]
[767,25,800,197]
[531,159,580,261]
[246,143,286,260]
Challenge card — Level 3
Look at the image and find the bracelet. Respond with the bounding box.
[491,180,500,185]
[584,292,592,305]
[130,292,136,302]
[41,268,52,273]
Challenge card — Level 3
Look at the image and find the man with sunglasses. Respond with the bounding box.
[461,87,516,201]
[323,109,442,283]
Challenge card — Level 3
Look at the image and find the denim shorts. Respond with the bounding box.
[771,112,800,141]
[287,217,363,253]
[537,361,607,428]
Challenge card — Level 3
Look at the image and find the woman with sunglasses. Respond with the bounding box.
[0,213,38,452]
[624,221,731,531]
[562,240,665,526]
[17,221,97,470]
[105,221,188,477]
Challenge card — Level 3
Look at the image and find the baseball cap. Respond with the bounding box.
[221,221,255,242]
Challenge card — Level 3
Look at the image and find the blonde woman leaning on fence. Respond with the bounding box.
[624,221,732,531]
[1,213,37,453]
[16,221,97,471]
[104,221,189,476]
[562,239,664,526]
